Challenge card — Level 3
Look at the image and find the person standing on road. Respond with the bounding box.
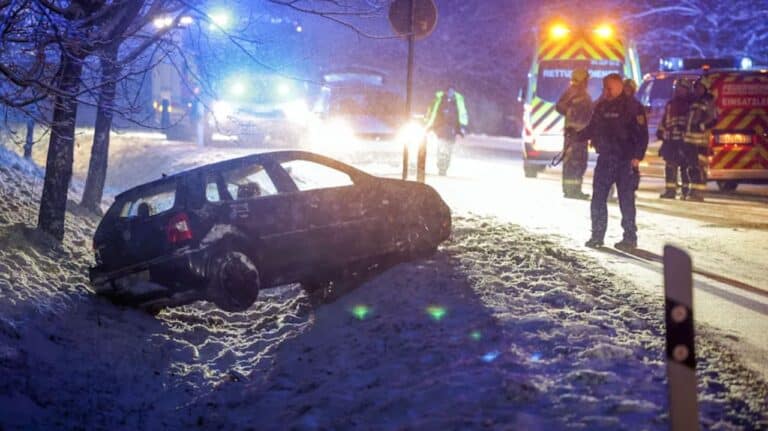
[623,79,647,193]
[657,79,693,199]
[555,68,593,199]
[683,78,717,202]
[578,73,649,250]
[425,87,469,176]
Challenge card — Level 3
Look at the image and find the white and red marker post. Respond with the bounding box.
[663,245,700,431]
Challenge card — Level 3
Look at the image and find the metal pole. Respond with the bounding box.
[663,245,700,431]
[402,0,416,180]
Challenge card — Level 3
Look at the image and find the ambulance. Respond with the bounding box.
[638,61,768,191]
[521,22,642,177]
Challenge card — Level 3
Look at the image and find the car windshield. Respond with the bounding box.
[536,59,623,102]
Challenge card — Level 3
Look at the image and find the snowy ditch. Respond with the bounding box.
[0,145,766,429]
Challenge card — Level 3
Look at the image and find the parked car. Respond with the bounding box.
[89,151,452,312]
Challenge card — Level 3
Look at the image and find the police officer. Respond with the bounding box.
[578,73,649,250]
[683,77,717,202]
[425,87,469,176]
[657,79,692,199]
[555,68,592,199]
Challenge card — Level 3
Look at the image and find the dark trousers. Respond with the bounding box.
[436,136,456,174]
[562,136,588,195]
[661,140,688,195]
[591,155,638,242]
[664,162,689,195]
[683,144,707,196]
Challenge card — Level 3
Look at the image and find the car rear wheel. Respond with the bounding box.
[524,164,542,178]
[716,180,739,192]
[207,251,260,312]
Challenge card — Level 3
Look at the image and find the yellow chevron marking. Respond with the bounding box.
[733,147,758,169]
[714,150,740,168]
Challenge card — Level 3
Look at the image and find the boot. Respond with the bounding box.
[585,238,604,248]
[687,190,704,202]
[614,238,637,251]
[659,190,676,199]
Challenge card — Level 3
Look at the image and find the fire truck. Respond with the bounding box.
[638,59,768,191]
[521,22,642,178]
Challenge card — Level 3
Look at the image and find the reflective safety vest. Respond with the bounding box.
[426,91,468,129]
[684,93,717,147]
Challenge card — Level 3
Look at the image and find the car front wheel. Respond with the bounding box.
[207,251,260,312]
[716,180,739,192]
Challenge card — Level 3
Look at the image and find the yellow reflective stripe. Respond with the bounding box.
[563,179,582,185]
[665,182,679,188]
[690,184,707,190]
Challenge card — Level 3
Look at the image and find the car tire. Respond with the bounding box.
[524,165,540,178]
[716,180,738,192]
[207,251,260,312]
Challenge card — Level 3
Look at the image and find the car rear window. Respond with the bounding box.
[116,182,177,218]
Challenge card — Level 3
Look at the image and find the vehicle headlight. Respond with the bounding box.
[398,121,426,153]
[533,135,563,152]
[211,100,234,120]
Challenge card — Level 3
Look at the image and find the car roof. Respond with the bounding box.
[114,150,367,200]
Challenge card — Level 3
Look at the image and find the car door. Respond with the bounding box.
[204,160,303,282]
[276,157,385,272]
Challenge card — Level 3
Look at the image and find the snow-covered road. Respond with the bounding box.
[2,133,767,429]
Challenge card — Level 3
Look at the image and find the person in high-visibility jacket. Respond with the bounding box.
[555,68,592,199]
[657,79,692,199]
[425,87,469,176]
[683,78,717,202]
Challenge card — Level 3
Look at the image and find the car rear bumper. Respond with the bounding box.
[707,169,768,181]
[90,248,207,297]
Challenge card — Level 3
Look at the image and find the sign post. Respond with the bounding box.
[388,0,437,181]
[663,245,700,431]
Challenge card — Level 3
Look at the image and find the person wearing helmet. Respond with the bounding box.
[425,86,469,176]
[657,79,693,199]
[555,67,592,199]
[683,77,717,201]
[578,73,649,251]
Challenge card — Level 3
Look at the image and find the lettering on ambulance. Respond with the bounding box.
[708,73,768,171]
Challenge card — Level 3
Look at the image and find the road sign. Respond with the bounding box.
[388,0,438,41]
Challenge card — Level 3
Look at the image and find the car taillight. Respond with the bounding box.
[167,212,193,244]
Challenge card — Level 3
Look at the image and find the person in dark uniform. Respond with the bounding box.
[578,73,649,250]
[657,79,692,199]
[683,77,717,202]
[555,68,592,199]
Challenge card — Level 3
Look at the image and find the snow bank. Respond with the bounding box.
[0,144,765,430]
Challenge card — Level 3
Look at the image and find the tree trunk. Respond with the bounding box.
[23,117,34,159]
[81,47,119,213]
[37,52,84,242]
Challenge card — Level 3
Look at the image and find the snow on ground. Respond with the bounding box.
[0,141,766,429]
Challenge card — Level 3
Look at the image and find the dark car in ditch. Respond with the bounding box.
[89,151,451,312]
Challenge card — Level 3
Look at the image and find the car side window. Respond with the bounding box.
[218,162,278,201]
[281,160,354,191]
[118,182,177,218]
[206,180,222,202]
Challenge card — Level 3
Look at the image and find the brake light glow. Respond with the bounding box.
[167,212,193,244]
[715,133,753,145]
